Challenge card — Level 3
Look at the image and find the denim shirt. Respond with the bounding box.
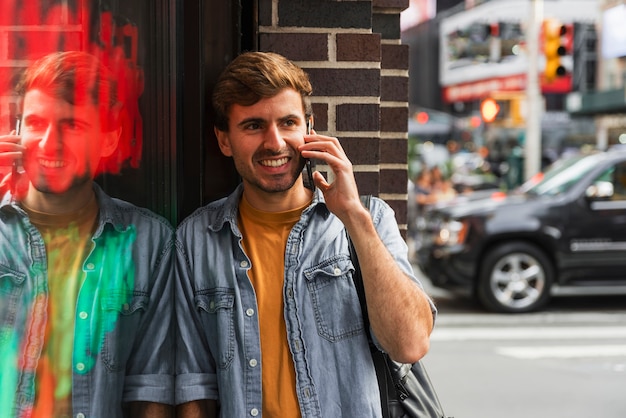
[0,184,175,418]
[175,184,436,417]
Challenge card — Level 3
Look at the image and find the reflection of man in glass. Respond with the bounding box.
[0,51,174,418]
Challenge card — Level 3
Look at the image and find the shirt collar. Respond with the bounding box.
[1,183,131,237]
[91,183,134,238]
[208,183,331,234]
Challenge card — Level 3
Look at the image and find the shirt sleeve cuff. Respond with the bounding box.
[124,374,175,405]
[175,373,218,405]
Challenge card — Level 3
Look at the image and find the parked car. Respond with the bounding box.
[417,150,626,313]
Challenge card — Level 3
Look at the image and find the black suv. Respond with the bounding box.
[418,150,626,313]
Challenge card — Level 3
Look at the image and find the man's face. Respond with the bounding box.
[216,88,308,195]
[20,89,117,195]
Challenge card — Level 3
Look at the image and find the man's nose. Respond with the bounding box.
[263,124,288,151]
[39,126,62,152]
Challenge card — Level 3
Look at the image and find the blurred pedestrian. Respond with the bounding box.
[414,167,437,211]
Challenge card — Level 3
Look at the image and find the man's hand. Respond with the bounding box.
[0,132,24,166]
[176,399,218,418]
[299,130,366,226]
[124,401,174,418]
[0,132,27,197]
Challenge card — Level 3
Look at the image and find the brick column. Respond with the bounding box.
[375,0,410,233]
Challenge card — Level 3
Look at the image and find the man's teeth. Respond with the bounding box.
[39,159,67,168]
[260,158,288,167]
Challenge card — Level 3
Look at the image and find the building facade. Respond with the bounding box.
[568,0,626,150]
[403,0,606,183]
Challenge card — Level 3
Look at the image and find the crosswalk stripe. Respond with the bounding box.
[496,345,626,359]
[431,326,626,341]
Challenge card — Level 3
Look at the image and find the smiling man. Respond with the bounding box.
[0,51,174,418]
[175,51,436,418]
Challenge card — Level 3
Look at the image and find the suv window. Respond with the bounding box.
[610,162,626,201]
[528,154,600,196]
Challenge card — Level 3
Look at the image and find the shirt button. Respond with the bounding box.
[76,363,85,372]
[333,267,342,275]
[240,260,249,268]
[250,408,259,416]
[77,414,86,418]
[249,358,258,367]
[79,311,88,320]
[122,303,130,311]
[86,263,95,270]
[246,308,255,317]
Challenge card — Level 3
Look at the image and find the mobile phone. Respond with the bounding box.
[304,118,314,190]
[11,116,24,195]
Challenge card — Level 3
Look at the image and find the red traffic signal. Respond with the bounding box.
[480,98,500,123]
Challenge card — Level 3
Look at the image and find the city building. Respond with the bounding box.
[567,0,626,150]
[403,0,622,185]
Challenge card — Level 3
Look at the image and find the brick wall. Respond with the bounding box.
[258,0,411,233]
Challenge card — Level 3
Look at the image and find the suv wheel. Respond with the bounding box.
[477,241,553,313]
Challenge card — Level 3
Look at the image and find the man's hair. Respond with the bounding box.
[16,51,119,130]
[212,51,313,131]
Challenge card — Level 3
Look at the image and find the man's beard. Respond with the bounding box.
[237,155,306,194]
[30,171,92,195]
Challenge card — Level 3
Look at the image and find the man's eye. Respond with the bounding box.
[25,120,45,130]
[62,121,82,131]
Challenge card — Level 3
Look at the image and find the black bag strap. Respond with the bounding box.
[347,195,394,418]
[349,195,372,338]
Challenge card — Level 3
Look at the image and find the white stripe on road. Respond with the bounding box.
[431,326,626,341]
[496,345,626,359]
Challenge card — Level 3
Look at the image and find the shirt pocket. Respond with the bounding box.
[195,288,235,369]
[304,256,364,342]
[99,293,149,373]
[0,264,26,328]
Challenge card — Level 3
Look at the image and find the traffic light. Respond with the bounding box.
[480,98,500,123]
[543,18,568,82]
[480,93,525,127]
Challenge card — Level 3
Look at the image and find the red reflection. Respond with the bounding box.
[1,0,144,195]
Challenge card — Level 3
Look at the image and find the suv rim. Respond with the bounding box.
[491,252,545,310]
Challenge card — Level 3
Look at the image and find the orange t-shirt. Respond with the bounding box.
[238,196,308,418]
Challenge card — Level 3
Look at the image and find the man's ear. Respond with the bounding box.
[101,102,123,158]
[214,126,233,157]
[101,126,122,158]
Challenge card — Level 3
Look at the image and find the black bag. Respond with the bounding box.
[348,195,450,418]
